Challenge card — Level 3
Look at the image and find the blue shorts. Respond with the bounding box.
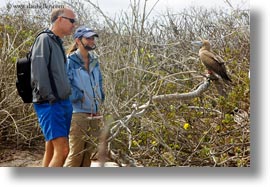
[34,99,73,141]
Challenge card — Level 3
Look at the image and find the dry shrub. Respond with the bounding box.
[0,0,249,166]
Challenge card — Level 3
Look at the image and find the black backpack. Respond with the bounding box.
[16,31,51,103]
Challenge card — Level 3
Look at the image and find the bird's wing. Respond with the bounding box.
[200,50,224,64]
[199,50,228,76]
[214,54,226,64]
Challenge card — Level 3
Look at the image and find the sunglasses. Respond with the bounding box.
[61,16,76,24]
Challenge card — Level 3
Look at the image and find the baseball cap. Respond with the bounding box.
[73,26,99,39]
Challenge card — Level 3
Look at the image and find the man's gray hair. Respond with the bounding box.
[50,8,65,23]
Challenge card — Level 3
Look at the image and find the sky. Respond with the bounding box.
[95,0,249,16]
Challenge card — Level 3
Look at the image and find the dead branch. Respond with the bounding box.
[152,79,210,102]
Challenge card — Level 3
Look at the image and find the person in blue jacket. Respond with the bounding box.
[64,26,105,167]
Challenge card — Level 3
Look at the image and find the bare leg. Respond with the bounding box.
[42,141,53,167]
[48,137,69,167]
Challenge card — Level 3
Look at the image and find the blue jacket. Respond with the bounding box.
[67,50,105,114]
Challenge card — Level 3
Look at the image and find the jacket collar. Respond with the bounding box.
[75,49,89,65]
[70,49,98,73]
[45,29,63,44]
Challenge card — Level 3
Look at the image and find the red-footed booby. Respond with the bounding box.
[192,39,232,83]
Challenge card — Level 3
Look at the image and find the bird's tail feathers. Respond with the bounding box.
[223,74,232,81]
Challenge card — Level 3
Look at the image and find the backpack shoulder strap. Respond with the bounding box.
[29,29,66,62]
[29,30,51,57]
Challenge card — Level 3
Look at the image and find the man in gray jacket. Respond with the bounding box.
[31,7,76,167]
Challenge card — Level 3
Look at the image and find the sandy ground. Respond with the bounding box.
[0,147,43,167]
[0,147,120,167]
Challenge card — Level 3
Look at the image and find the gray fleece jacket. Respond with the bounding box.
[31,30,71,103]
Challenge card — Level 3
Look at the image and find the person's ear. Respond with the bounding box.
[55,16,61,23]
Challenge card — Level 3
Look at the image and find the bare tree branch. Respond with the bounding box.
[152,79,210,102]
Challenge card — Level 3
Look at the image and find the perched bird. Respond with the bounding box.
[192,39,232,83]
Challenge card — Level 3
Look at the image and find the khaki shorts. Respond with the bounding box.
[64,113,103,167]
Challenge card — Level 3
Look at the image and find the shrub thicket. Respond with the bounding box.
[0,0,249,166]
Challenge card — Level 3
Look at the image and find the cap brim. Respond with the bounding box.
[83,32,99,38]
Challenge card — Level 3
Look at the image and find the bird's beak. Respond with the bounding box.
[191,41,203,47]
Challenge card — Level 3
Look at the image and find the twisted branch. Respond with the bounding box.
[100,79,211,166]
